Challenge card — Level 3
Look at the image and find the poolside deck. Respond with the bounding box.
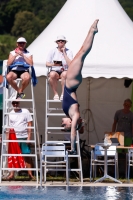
[1,180,133,187]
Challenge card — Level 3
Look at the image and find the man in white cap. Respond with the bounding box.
[46,35,73,101]
[5,100,35,180]
[6,37,33,99]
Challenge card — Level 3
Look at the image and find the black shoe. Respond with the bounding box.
[68,150,77,155]
[16,92,25,99]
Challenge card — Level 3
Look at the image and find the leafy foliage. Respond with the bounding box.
[118,0,133,20]
[0,0,66,35]
[11,11,44,44]
[0,34,16,60]
[0,0,66,59]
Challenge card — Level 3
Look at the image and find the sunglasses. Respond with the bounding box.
[18,42,25,44]
[57,40,65,43]
[12,102,19,105]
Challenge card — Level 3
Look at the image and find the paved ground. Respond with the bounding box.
[1,181,133,187]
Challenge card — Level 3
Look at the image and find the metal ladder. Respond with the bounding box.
[45,77,83,183]
[0,67,39,186]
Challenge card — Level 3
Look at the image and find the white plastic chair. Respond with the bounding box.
[90,145,118,181]
[127,149,133,181]
[40,142,69,186]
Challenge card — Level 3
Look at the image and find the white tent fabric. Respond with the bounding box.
[28,0,133,78]
[24,77,132,145]
[26,0,133,144]
[3,0,133,145]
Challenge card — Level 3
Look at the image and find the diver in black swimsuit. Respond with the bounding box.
[62,19,99,154]
[62,85,78,117]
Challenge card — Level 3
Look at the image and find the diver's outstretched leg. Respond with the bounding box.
[81,19,99,58]
[66,19,99,89]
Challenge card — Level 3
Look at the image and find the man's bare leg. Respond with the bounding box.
[5,171,14,180]
[19,72,31,93]
[6,72,19,92]
[60,71,67,95]
[25,157,35,179]
[49,71,59,97]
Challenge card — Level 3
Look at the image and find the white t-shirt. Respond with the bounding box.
[46,47,73,71]
[9,108,33,138]
[10,49,32,71]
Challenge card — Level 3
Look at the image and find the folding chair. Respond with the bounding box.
[127,149,133,181]
[40,142,68,186]
[90,145,118,182]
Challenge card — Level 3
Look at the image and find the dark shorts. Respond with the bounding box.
[11,70,29,78]
[17,138,31,154]
[49,70,67,76]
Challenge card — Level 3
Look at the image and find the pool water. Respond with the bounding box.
[0,186,133,200]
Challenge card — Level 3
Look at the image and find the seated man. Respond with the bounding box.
[62,20,99,154]
[46,35,73,101]
[6,37,33,99]
[6,100,34,180]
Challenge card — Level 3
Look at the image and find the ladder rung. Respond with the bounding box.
[69,169,81,171]
[44,168,81,171]
[2,168,37,171]
[4,113,34,115]
[48,132,71,135]
[45,169,67,171]
[46,140,77,144]
[2,154,37,156]
[5,99,33,102]
[68,155,80,157]
[40,150,80,158]
[47,100,61,102]
[47,127,64,130]
[47,113,65,116]
[48,131,70,134]
[43,156,68,158]
[3,126,35,129]
[49,108,63,111]
[41,154,80,158]
[3,140,35,143]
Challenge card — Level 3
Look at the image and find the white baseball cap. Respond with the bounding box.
[17,37,27,43]
[55,35,67,42]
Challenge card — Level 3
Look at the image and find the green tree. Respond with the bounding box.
[118,0,133,21]
[0,34,16,60]
[11,11,44,43]
[38,0,67,27]
[0,0,66,34]
[0,0,67,59]
[0,0,33,34]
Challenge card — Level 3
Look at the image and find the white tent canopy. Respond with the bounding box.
[23,0,133,145]
[28,0,133,79]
